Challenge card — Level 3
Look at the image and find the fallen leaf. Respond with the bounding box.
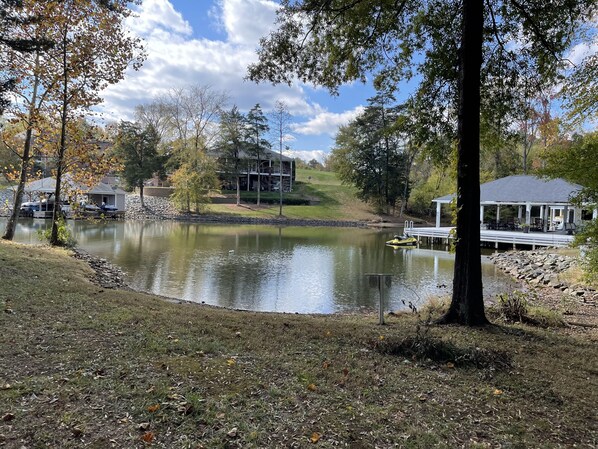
[310,432,322,443]
[446,362,455,369]
[342,368,349,376]
[379,335,385,340]
[216,413,225,419]
[493,389,503,396]
[147,404,160,413]
[227,427,238,438]
[226,358,236,366]
[322,361,330,369]
[140,431,154,443]
[307,383,317,392]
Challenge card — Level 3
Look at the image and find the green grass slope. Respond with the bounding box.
[209,169,382,222]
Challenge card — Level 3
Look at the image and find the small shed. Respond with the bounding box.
[432,175,597,231]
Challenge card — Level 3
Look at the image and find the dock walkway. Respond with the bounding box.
[410,226,574,248]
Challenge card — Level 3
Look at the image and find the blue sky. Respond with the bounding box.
[96,0,380,162]
[96,0,596,161]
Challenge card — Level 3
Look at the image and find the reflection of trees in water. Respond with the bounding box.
[11,219,510,313]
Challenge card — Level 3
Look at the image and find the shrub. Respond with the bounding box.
[39,217,76,248]
[496,290,529,322]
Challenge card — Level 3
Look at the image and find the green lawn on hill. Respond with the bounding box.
[208,169,381,221]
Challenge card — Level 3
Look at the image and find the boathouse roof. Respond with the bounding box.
[433,175,583,205]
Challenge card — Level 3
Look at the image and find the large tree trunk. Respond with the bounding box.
[437,0,488,326]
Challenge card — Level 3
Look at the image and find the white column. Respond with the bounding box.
[525,203,531,225]
[435,202,441,228]
[496,205,501,225]
[518,206,522,220]
[480,205,484,225]
[593,208,598,220]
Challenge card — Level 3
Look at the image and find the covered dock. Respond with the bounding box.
[431,175,596,238]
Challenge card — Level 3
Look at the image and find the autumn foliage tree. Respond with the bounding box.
[42,0,144,246]
[2,0,144,244]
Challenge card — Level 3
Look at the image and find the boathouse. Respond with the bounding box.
[21,176,126,217]
[432,175,597,232]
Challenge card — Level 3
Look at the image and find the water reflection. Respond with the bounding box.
[3,218,509,313]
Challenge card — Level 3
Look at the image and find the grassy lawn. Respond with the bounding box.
[1,241,597,448]
[207,169,382,222]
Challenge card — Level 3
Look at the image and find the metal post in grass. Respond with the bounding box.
[365,273,392,325]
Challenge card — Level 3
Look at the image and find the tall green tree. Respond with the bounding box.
[332,96,408,214]
[248,0,596,326]
[216,106,246,206]
[246,103,270,206]
[114,122,161,207]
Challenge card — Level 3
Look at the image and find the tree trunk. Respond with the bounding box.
[257,154,261,206]
[437,0,488,326]
[3,129,34,241]
[139,183,145,207]
[236,176,241,206]
[50,30,68,247]
[3,53,41,241]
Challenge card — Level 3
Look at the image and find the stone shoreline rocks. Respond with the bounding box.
[489,250,596,301]
[72,248,128,290]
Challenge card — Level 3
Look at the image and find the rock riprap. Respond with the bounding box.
[72,249,127,289]
[489,250,595,300]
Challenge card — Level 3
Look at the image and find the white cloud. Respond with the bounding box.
[126,0,192,36]
[291,106,365,136]
[217,0,278,46]
[566,41,598,66]
[285,149,328,164]
[95,0,362,153]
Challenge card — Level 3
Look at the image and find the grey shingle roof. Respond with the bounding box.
[433,175,582,204]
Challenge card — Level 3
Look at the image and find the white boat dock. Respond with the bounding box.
[410,226,574,249]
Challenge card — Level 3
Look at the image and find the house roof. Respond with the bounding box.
[433,175,583,205]
[23,176,125,196]
[211,148,294,162]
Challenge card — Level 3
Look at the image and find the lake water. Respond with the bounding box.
[2,219,511,314]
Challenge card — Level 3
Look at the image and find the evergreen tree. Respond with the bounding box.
[245,104,270,206]
[114,122,161,207]
[216,106,247,206]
